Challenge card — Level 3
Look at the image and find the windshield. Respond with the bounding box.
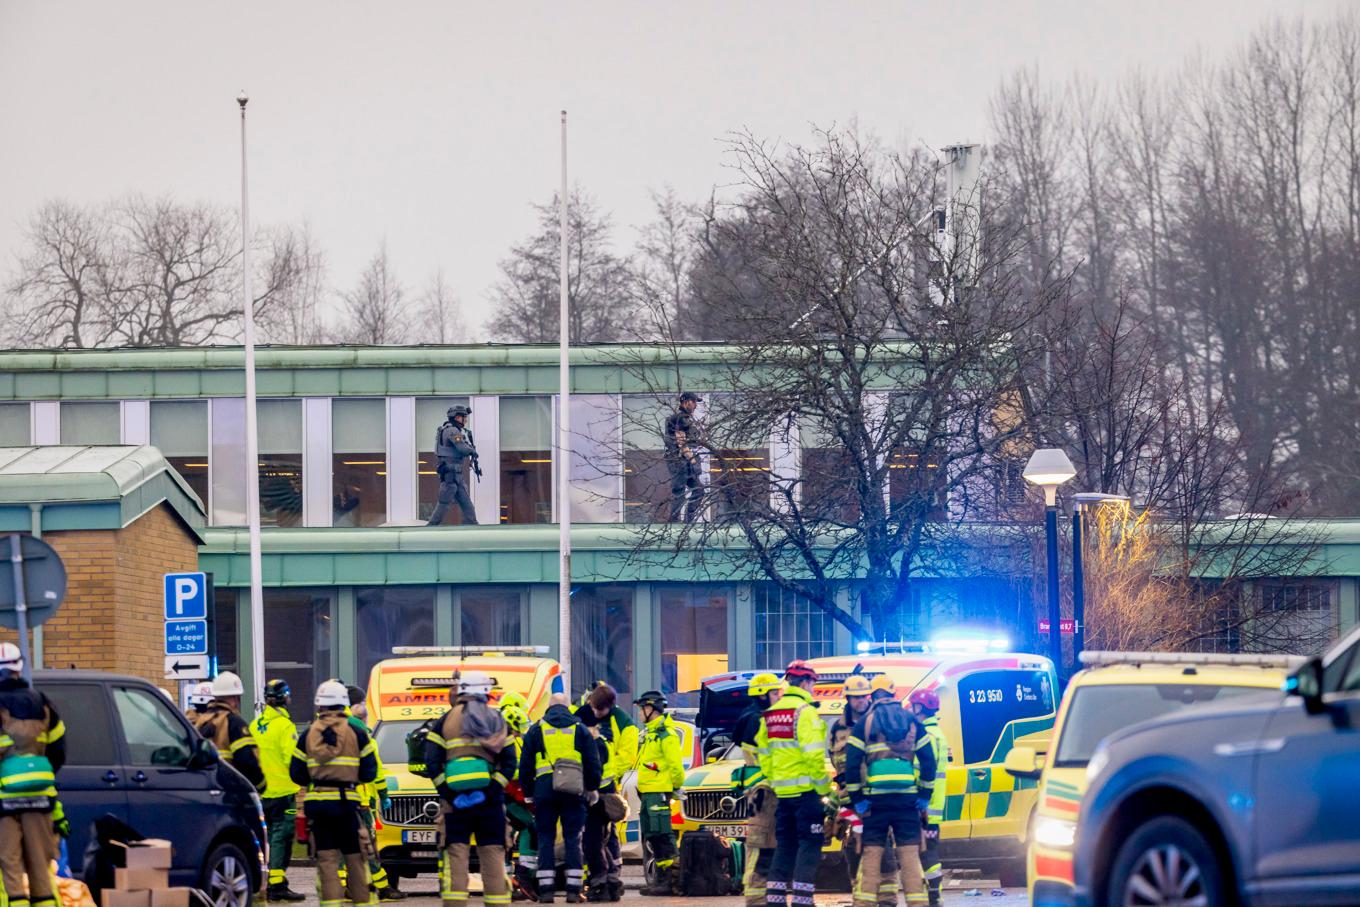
[1053,683,1261,766]
[374,720,424,765]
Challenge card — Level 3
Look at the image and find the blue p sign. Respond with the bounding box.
[164,572,207,621]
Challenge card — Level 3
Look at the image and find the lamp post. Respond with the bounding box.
[1023,449,1076,675]
[1071,492,1130,668]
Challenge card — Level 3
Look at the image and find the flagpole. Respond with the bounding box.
[238,92,266,712]
[558,110,572,691]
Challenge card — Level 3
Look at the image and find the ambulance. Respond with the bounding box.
[677,643,1059,888]
[365,646,562,884]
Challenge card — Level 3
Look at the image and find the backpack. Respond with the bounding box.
[867,701,916,756]
[677,829,737,897]
[406,711,447,779]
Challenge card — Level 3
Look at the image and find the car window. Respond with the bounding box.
[112,686,195,767]
[375,720,422,765]
[1337,645,1360,694]
[956,670,1055,764]
[1053,683,1263,767]
[40,683,118,765]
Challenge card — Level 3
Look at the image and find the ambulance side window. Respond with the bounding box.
[956,670,1054,764]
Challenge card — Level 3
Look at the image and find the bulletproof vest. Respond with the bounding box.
[304,712,361,784]
[439,703,504,763]
[0,687,49,757]
[192,702,237,755]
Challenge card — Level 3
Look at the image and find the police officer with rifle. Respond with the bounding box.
[429,405,481,525]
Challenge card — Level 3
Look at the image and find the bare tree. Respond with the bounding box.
[340,242,408,345]
[258,223,330,345]
[4,200,118,348]
[414,269,469,344]
[632,187,697,340]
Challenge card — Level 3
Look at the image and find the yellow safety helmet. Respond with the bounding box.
[502,705,530,735]
[843,675,872,698]
[499,691,528,711]
[870,675,896,697]
[748,673,782,697]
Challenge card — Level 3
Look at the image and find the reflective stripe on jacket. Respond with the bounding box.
[922,716,949,821]
[755,687,829,799]
[535,725,582,776]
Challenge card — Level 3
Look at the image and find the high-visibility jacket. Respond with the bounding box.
[535,724,582,777]
[920,715,949,822]
[288,711,378,803]
[732,702,767,791]
[251,705,301,799]
[573,704,637,790]
[634,714,684,794]
[755,686,829,798]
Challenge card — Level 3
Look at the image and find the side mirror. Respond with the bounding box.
[1003,745,1043,781]
[1285,657,1326,715]
[189,736,220,769]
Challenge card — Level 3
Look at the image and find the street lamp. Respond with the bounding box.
[1071,492,1130,668]
[1024,449,1076,675]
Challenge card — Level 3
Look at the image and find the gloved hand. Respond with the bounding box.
[381,795,392,811]
[453,790,487,809]
[853,800,870,817]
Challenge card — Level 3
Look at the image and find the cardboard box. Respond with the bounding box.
[102,891,151,907]
[114,867,169,891]
[149,889,191,907]
[112,839,173,870]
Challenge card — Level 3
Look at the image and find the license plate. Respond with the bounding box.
[704,824,746,839]
[404,830,437,844]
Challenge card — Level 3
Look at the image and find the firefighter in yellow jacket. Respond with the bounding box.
[290,680,379,907]
[253,679,306,902]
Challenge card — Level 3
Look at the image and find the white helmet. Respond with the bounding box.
[0,642,21,674]
[211,671,244,697]
[189,682,214,707]
[315,680,349,708]
[456,671,494,699]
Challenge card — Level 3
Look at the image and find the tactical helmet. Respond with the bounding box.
[843,675,872,698]
[635,690,669,711]
[908,688,940,713]
[747,672,782,698]
[783,660,819,684]
[678,391,702,405]
[448,404,472,420]
[263,679,291,707]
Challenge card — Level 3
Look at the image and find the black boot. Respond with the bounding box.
[266,885,306,903]
[565,891,583,904]
[606,881,624,902]
[640,866,674,897]
[586,886,607,903]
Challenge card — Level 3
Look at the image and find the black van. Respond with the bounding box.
[36,670,266,907]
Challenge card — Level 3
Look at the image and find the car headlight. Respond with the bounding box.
[1033,816,1076,848]
[1086,746,1110,783]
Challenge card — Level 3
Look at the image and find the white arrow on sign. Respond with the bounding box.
[164,654,210,681]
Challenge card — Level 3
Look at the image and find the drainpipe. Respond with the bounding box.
[28,504,42,669]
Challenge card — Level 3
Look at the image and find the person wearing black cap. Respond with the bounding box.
[662,392,705,523]
[430,404,480,525]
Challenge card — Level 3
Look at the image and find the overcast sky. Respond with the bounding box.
[0,1,1346,337]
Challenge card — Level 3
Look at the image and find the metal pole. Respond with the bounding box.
[1071,504,1085,671]
[1045,503,1062,675]
[558,110,572,690]
[7,536,32,683]
[239,93,266,712]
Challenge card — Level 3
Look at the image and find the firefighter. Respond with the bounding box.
[843,677,937,907]
[908,689,949,907]
[831,675,897,907]
[0,643,65,907]
[289,680,379,907]
[346,685,402,901]
[518,693,601,903]
[574,683,635,903]
[756,661,828,907]
[632,691,684,897]
[194,672,265,791]
[186,681,214,721]
[734,673,781,907]
[253,679,306,902]
[423,671,515,907]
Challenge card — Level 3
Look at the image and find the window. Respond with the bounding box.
[333,399,387,527]
[570,395,621,523]
[60,402,120,445]
[213,587,238,675]
[0,403,30,446]
[258,400,304,527]
[500,397,552,524]
[151,400,210,504]
[357,586,435,682]
[375,720,423,765]
[211,398,248,526]
[571,585,633,703]
[800,419,858,523]
[264,589,334,711]
[1253,581,1337,653]
[704,395,769,519]
[997,459,1027,509]
[658,586,729,708]
[755,586,834,668]
[461,587,522,646]
[40,684,117,765]
[957,670,1054,764]
[415,397,471,524]
[622,395,673,524]
[888,449,946,520]
[113,686,194,767]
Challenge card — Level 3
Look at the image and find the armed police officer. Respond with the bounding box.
[429,405,481,525]
[662,392,704,523]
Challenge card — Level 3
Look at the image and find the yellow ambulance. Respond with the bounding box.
[678,643,1059,887]
[365,646,562,884]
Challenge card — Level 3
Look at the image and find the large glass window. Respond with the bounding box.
[800,419,858,523]
[658,586,729,708]
[0,404,30,446]
[151,400,210,504]
[500,397,552,524]
[754,586,834,668]
[259,400,304,527]
[570,395,621,523]
[60,402,120,445]
[356,586,435,683]
[705,396,769,519]
[416,397,471,524]
[622,395,672,524]
[461,587,522,646]
[571,585,633,703]
[213,586,238,675]
[210,398,247,526]
[333,399,387,527]
[264,589,334,712]
[113,686,195,767]
[888,449,945,520]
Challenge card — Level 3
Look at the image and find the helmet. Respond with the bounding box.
[456,671,494,699]
[679,391,702,405]
[783,660,819,684]
[211,671,244,697]
[747,673,782,698]
[448,404,471,420]
[189,682,214,707]
[263,679,290,707]
[315,680,349,708]
[869,675,896,697]
[0,642,22,675]
[499,691,528,712]
[501,705,530,735]
[842,675,872,698]
[636,690,669,711]
[908,688,940,713]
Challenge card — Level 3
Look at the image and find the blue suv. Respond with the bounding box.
[38,670,266,907]
[1071,626,1360,906]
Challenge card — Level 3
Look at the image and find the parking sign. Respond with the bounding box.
[164,572,207,620]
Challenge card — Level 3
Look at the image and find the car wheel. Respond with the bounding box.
[1107,816,1225,907]
[201,842,254,907]
[642,839,658,888]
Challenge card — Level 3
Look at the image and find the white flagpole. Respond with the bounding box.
[558,110,572,690]
[238,93,266,711]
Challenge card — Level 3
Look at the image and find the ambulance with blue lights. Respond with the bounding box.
[677,639,1059,888]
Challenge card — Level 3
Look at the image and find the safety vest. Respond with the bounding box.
[921,716,949,821]
[535,725,582,777]
[301,712,362,802]
[252,705,302,799]
[756,687,829,799]
[860,710,917,795]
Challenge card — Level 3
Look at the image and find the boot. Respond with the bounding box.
[639,865,673,897]
[267,885,306,903]
[585,885,607,903]
[379,888,407,901]
[606,881,623,903]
